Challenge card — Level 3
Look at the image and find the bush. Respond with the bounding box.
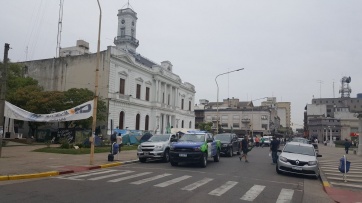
[334,140,345,146]
[59,138,70,149]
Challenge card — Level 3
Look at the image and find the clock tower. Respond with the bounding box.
[114,8,139,52]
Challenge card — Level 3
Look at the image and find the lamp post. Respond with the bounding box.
[90,0,102,165]
[215,68,244,134]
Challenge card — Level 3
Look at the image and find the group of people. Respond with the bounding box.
[239,135,280,164]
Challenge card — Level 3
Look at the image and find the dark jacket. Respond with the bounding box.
[270,139,279,152]
[344,141,351,148]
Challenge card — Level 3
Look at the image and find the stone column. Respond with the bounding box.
[357,114,362,156]
[155,79,159,102]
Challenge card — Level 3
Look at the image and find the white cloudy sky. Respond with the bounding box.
[1,0,362,129]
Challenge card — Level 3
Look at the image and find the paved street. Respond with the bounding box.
[0,146,333,203]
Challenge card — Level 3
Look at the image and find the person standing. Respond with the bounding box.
[255,136,260,147]
[239,136,249,163]
[270,136,279,164]
[344,139,351,154]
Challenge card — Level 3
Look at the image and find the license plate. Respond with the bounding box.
[292,166,302,171]
[179,154,187,157]
[144,152,149,155]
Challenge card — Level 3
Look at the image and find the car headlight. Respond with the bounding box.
[137,145,142,151]
[308,161,317,166]
[279,156,288,162]
[170,145,175,151]
[155,145,163,150]
[194,147,201,151]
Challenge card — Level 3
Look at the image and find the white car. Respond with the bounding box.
[137,134,177,163]
[276,142,322,178]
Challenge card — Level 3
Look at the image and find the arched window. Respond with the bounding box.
[136,114,140,130]
[145,115,149,131]
[181,120,184,128]
[189,121,192,128]
[119,111,124,129]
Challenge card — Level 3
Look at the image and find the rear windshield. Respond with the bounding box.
[283,144,315,156]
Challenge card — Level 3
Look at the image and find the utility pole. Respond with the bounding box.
[0,43,10,158]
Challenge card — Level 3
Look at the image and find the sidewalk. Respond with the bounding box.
[0,142,139,180]
[318,144,362,203]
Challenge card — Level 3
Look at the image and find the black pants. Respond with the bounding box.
[345,147,349,154]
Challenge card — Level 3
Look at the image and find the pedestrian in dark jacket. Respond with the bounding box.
[270,136,279,164]
[344,139,351,154]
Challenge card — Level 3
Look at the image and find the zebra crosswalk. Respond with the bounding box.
[54,169,297,202]
[319,157,362,189]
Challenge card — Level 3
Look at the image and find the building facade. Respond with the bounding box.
[20,7,195,135]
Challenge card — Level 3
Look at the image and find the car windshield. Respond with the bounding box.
[147,134,170,142]
[291,138,309,144]
[264,138,270,142]
[179,134,205,142]
[283,144,315,156]
[214,134,231,142]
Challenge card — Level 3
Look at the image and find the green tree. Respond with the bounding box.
[197,122,213,132]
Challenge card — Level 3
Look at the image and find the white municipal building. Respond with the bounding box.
[21,7,196,134]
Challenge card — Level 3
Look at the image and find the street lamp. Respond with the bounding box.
[215,68,244,134]
[90,0,102,165]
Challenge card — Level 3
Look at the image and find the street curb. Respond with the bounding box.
[0,159,139,181]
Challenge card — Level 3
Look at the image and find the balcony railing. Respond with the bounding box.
[114,35,139,47]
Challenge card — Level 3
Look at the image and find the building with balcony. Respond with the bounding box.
[19,7,195,135]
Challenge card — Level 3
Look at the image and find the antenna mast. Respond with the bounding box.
[56,0,64,58]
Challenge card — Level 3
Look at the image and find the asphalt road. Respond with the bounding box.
[0,147,331,203]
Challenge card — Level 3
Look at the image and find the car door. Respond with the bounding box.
[207,134,216,157]
[232,134,238,151]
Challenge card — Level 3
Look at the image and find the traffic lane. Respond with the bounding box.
[140,147,309,186]
[0,166,303,203]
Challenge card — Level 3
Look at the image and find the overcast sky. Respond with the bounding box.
[1,0,362,129]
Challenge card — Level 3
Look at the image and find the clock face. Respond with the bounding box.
[121,19,125,24]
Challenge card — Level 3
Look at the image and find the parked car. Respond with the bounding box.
[169,131,221,168]
[137,134,177,163]
[263,136,272,147]
[291,137,319,154]
[276,142,322,178]
[214,133,241,157]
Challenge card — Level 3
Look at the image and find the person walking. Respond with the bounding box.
[270,136,279,164]
[260,136,265,148]
[344,139,351,154]
[239,136,249,163]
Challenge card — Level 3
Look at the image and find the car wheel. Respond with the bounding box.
[163,149,170,163]
[139,158,147,163]
[228,147,233,157]
[276,164,282,174]
[200,152,207,168]
[214,149,220,162]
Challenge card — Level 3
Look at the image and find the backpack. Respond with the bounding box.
[110,133,117,143]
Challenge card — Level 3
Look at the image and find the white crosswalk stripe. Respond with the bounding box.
[108,172,152,183]
[56,170,298,202]
[154,175,192,187]
[240,185,265,201]
[276,188,294,203]
[88,170,134,181]
[130,173,172,185]
[181,178,214,191]
[208,181,238,196]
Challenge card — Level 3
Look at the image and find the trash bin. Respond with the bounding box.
[5,132,11,138]
[338,157,351,173]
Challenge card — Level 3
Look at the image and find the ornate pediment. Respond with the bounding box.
[135,77,144,82]
[145,80,152,85]
[118,70,128,77]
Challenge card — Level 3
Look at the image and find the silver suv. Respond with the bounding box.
[137,134,176,163]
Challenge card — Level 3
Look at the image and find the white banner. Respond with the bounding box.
[4,100,94,122]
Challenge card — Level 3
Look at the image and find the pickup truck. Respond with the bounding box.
[214,133,241,157]
[169,131,221,168]
[137,134,177,163]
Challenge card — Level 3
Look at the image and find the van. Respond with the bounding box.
[262,136,272,147]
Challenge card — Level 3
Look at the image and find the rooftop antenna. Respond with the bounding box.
[122,0,134,9]
[56,0,64,58]
[317,80,323,98]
